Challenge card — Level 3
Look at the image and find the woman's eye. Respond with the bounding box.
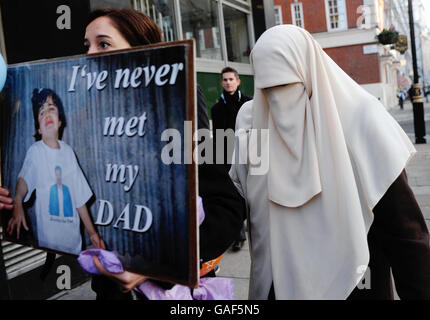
[100,42,111,49]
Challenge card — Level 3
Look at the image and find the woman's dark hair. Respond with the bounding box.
[31,88,67,141]
[87,8,162,46]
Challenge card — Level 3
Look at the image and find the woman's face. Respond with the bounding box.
[84,16,131,54]
[38,96,61,139]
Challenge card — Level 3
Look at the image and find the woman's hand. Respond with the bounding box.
[0,187,13,210]
[92,256,148,293]
[7,201,28,239]
[90,233,106,250]
[7,178,29,239]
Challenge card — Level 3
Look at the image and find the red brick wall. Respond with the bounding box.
[272,1,379,85]
[274,0,363,32]
[275,0,327,32]
[301,0,327,33]
[346,0,363,29]
[324,44,380,84]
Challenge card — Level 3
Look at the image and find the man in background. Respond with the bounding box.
[211,67,251,251]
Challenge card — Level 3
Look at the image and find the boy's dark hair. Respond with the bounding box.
[87,8,162,47]
[31,88,66,141]
[221,67,239,79]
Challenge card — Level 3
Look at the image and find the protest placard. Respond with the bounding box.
[0,40,198,287]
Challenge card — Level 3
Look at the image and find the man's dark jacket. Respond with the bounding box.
[211,89,251,171]
[211,89,251,132]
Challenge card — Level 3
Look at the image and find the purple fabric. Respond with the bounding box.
[78,196,206,275]
[77,196,232,300]
[136,277,234,300]
[197,196,205,226]
[193,277,234,300]
[77,249,124,275]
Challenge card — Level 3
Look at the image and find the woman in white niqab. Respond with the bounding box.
[230,25,430,299]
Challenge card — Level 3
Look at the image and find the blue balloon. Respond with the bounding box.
[0,54,6,91]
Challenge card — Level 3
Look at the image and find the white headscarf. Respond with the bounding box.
[243,25,415,299]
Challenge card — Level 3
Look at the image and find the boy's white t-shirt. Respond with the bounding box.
[19,140,92,255]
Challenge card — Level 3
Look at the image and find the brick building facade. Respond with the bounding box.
[273,0,400,108]
[324,44,381,84]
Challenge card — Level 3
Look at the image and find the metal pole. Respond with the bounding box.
[408,0,426,144]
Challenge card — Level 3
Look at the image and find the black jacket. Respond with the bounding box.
[211,89,251,171]
[197,86,246,262]
[211,89,251,132]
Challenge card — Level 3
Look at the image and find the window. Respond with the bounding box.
[99,0,255,66]
[91,0,132,9]
[223,4,251,63]
[325,0,347,31]
[274,5,283,25]
[181,0,222,60]
[132,0,177,42]
[196,27,221,54]
[291,2,304,28]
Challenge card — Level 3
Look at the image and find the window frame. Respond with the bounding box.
[290,2,304,28]
[219,0,254,65]
[274,5,283,25]
[133,0,254,73]
[324,0,348,32]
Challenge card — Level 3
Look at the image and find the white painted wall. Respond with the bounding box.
[361,82,397,109]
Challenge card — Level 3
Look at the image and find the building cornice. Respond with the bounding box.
[312,27,379,49]
[196,58,253,75]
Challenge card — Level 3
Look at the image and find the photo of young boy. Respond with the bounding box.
[7,88,105,255]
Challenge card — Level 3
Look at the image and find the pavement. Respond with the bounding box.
[50,100,430,300]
